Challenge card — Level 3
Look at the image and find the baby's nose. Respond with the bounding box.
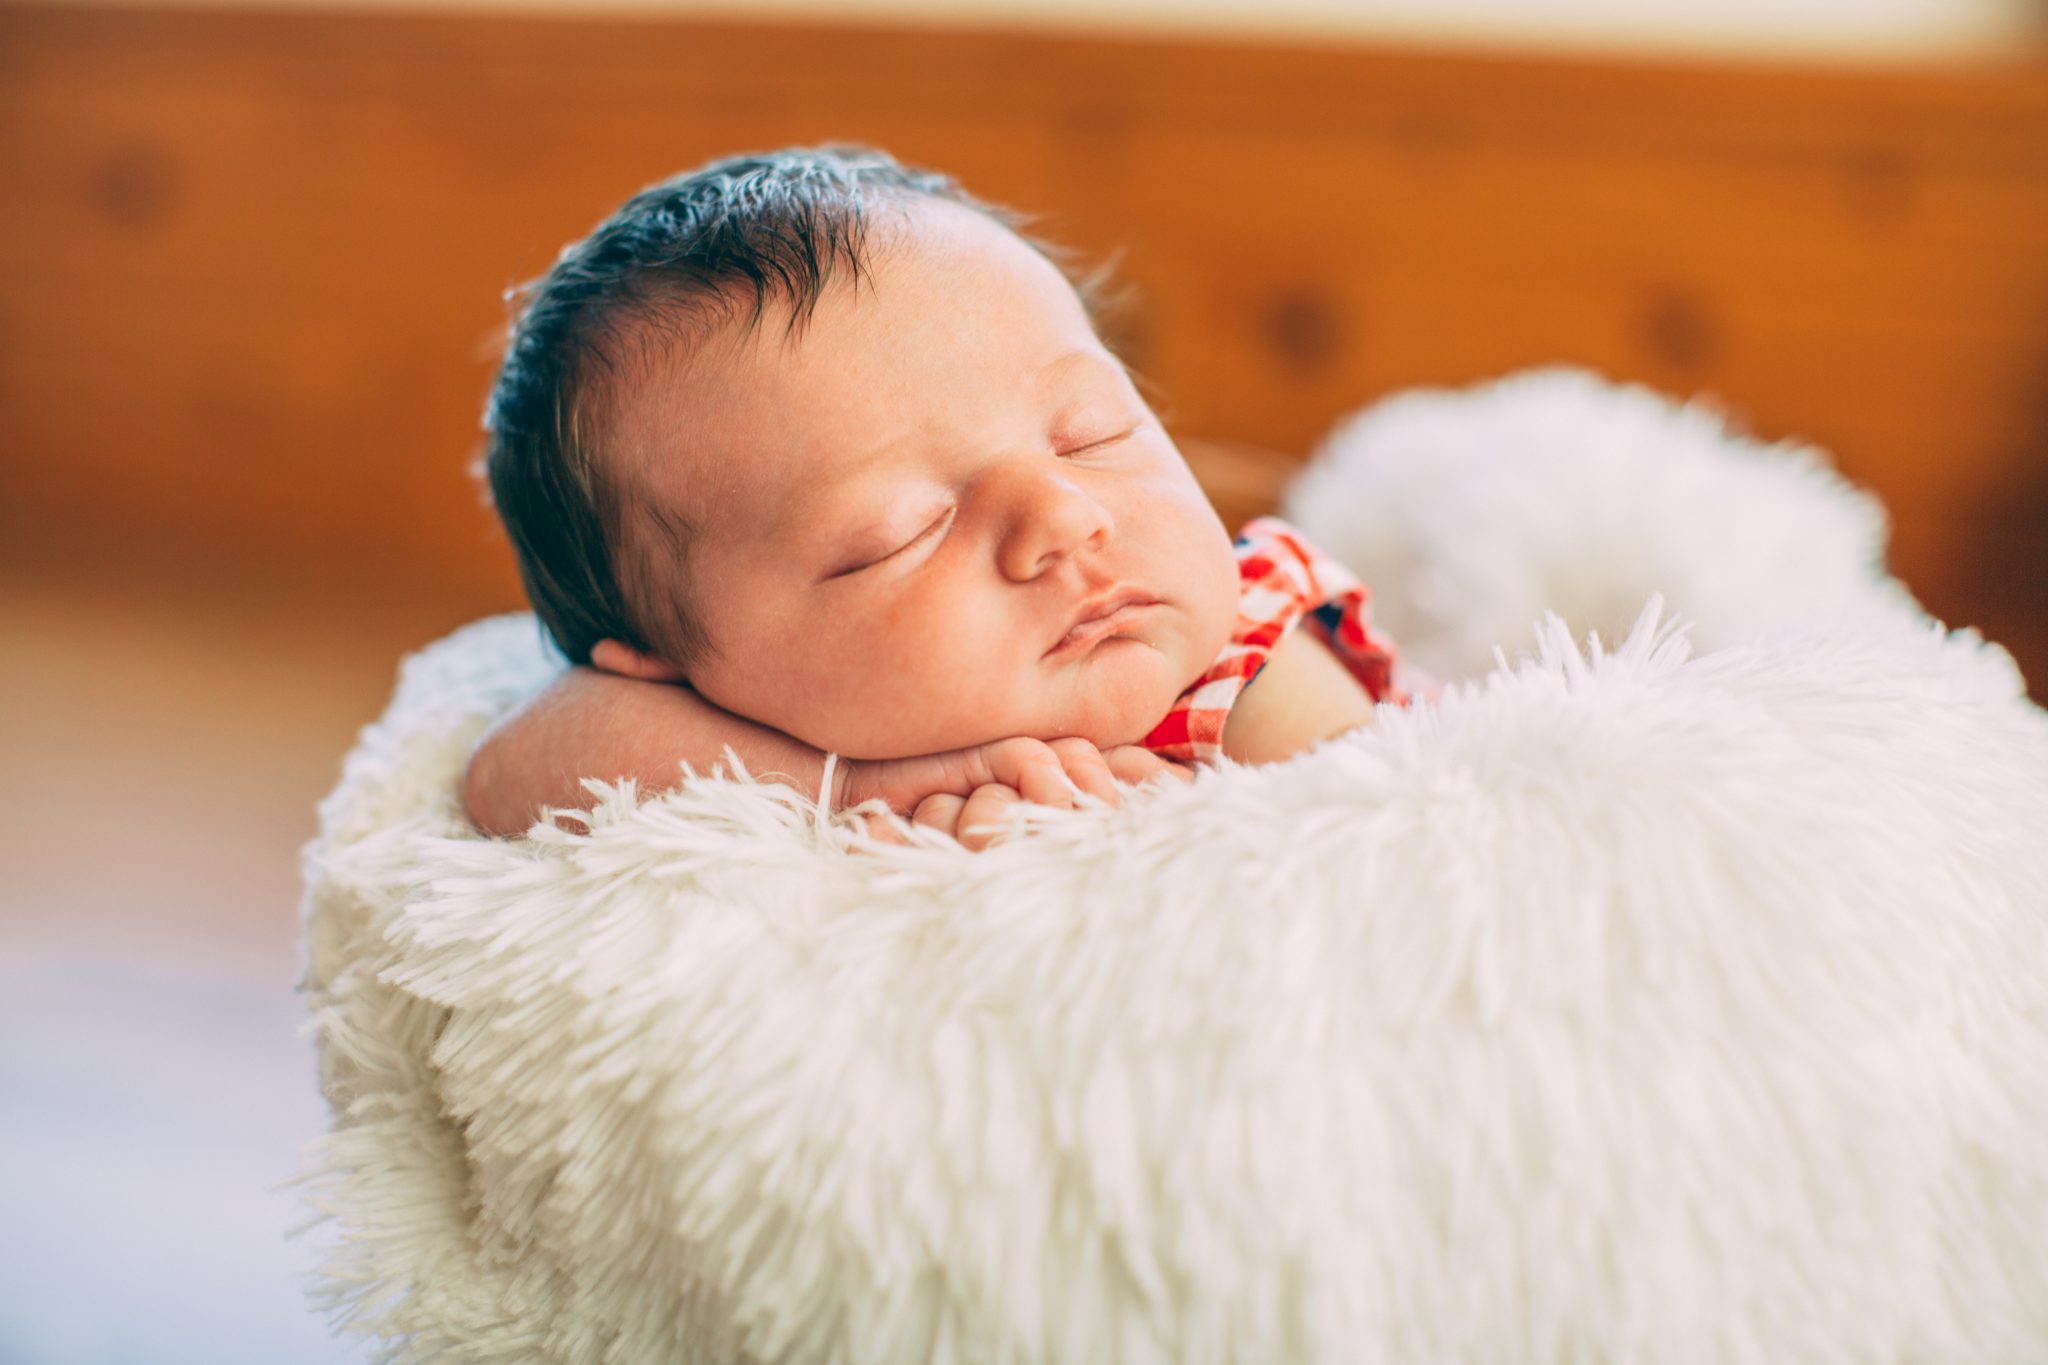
[996,466,1113,582]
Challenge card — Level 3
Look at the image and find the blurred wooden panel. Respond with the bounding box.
[0,6,2043,686]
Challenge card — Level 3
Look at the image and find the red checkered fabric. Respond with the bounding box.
[1140,516,1408,765]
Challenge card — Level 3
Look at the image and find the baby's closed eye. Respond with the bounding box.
[827,505,955,578]
[1053,414,1149,459]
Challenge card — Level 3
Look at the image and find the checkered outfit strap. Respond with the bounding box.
[1140,517,1406,765]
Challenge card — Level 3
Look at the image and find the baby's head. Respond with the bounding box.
[484,146,1239,760]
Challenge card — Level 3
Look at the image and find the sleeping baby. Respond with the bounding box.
[467,146,1418,847]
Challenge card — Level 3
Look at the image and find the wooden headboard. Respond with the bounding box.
[2,6,2043,686]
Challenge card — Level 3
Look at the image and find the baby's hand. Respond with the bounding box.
[839,738,1192,844]
[905,782,1028,853]
[901,743,1194,851]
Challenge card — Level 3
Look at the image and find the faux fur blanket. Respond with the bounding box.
[300,369,2048,1364]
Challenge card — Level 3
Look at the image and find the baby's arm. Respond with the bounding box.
[1219,626,1382,765]
[463,667,828,836]
[463,668,1185,838]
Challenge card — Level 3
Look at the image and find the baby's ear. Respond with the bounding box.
[589,638,689,683]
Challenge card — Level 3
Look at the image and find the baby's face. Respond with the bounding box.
[608,200,1240,760]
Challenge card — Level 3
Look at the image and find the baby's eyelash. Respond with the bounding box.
[1060,425,1139,457]
[899,507,952,552]
[830,506,952,579]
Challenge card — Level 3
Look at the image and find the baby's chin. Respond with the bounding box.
[1036,640,1193,749]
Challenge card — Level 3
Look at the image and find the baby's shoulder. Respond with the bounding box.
[1219,626,1377,765]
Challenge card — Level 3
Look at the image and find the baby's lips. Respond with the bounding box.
[1044,594,1160,660]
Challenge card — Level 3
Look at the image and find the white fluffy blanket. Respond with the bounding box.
[300,370,2048,1364]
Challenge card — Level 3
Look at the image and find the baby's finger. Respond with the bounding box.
[956,782,1023,852]
[861,809,909,844]
[987,738,1078,809]
[912,792,967,836]
[1102,745,1196,789]
[1047,737,1121,808]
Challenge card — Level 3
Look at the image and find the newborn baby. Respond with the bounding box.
[468,146,1412,846]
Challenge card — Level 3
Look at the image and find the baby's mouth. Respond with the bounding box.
[1046,592,1161,660]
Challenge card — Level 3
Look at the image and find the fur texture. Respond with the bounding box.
[300,369,2048,1363]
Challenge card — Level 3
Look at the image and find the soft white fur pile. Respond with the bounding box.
[300,368,2048,1364]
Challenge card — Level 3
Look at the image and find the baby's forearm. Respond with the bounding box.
[462,670,1183,841]
[463,667,831,837]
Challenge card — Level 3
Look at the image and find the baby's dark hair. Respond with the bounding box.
[482,144,1110,672]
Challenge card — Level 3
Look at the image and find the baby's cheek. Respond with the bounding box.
[868,591,955,686]
[854,596,1013,736]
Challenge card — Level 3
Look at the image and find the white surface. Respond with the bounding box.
[0,954,359,1365]
[0,569,466,1365]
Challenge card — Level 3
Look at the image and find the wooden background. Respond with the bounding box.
[2,5,2044,689]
